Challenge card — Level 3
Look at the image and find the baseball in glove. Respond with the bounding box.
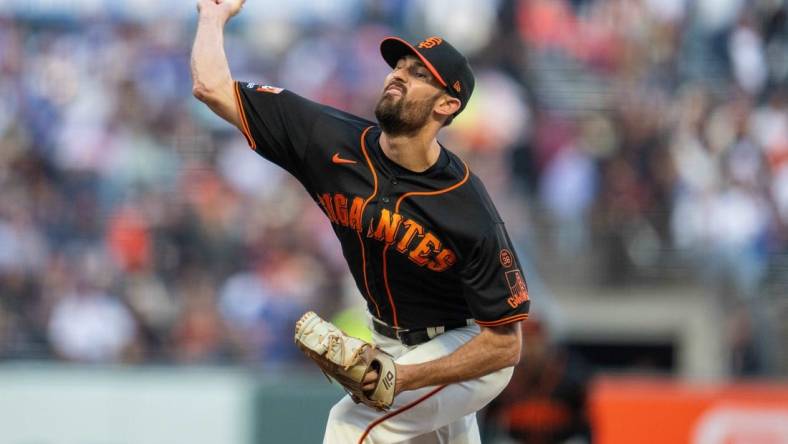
[294,311,397,411]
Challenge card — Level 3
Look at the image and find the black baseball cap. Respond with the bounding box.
[380,36,475,116]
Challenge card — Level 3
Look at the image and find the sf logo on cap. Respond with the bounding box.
[418,36,443,49]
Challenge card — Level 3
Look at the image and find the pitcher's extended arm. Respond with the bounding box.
[191,0,245,128]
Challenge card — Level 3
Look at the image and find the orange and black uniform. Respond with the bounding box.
[234,82,529,338]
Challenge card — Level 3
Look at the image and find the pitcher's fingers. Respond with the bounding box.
[362,370,379,391]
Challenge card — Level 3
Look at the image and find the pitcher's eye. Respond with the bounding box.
[411,67,428,79]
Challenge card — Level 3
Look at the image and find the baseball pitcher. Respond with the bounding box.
[191,0,530,442]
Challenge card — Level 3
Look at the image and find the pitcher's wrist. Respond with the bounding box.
[198,8,231,26]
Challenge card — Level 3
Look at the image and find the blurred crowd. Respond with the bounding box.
[0,0,786,384]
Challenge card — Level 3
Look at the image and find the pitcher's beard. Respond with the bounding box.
[375,92,439,136]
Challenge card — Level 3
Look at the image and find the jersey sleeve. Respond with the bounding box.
[233,81,323,178]
[461,222,530,326]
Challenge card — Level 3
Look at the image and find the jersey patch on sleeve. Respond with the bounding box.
[242,82,283,94]
[499,249,513,268]
[255,85,283,94]
[505,269,529,309]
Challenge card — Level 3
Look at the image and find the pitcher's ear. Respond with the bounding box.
[434,95,461,119]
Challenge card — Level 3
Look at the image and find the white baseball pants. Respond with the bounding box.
[323,320,514,444]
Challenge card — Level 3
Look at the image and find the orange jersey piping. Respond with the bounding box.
[383,158,470,327]
[475,313,529,327]
[394,159,470,209]
[357,385,448,444]
[358,126,381,318]
[381,243,394,324]
[233,82,256,149]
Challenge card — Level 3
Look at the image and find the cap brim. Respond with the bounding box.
[380,37,448,87]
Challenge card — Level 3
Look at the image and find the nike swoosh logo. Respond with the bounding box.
[332,153,357,165]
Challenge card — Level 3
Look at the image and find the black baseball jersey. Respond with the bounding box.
[233,81,530,329]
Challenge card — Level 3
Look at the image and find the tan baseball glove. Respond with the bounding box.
[294,311,397,411]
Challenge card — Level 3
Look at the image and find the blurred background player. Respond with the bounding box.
[482,319,592,444]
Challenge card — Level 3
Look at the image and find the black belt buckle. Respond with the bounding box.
[400,330,430,346]
[392,326,411,344]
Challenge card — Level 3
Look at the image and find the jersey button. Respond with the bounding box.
[391,179,398,185]
[381,196,390,203]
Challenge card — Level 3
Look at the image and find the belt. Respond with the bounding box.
[371,317,475,346]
